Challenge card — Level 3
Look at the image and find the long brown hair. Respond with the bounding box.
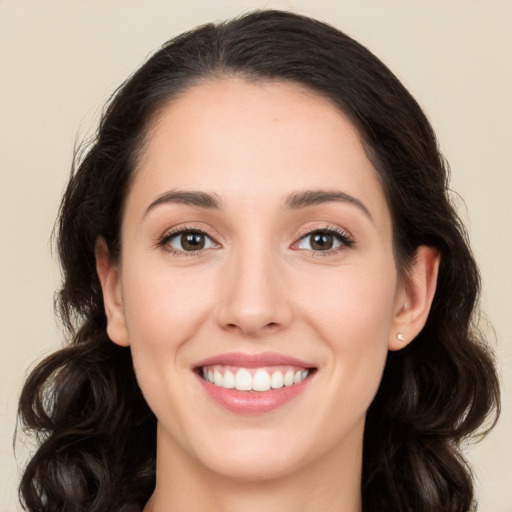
[18,10,500,512]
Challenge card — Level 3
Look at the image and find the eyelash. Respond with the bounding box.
[293,225,355,256]
[157,225,219,256]
[157,224,355,257]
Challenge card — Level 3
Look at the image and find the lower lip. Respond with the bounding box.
[196,373,314,414]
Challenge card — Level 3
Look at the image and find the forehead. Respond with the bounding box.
[127,78,390,228]
[139,78,365,178]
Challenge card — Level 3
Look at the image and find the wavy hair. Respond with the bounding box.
[17,10,500,512]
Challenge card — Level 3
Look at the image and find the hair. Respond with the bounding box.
[17,9,500,512]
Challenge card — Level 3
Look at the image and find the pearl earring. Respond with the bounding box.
[397,333,404,341]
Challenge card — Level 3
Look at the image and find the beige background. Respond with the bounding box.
[1,1,510,510]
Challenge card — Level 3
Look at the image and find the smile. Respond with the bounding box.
[194,352,316,414]
[201,365,310,392]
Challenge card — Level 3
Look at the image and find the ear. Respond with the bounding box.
[389,245,440,351]
[95,238,130,347]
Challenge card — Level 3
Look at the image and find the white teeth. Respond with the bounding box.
[271,371,284,389]
[202,366,310,392]
[214,370,223,387]
[284,370,294,386]
[253,369,271,391]
[223,370,235,388]
[235,369,253,391]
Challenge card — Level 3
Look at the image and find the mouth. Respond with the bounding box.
[197,365,313,392]
[193,352,317,414]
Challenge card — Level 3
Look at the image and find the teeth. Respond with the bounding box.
[253,369,271,391]
[284,370,294,386]
[271,371,284,389]
[223,370,235,389]
[235,369,252,391]
[202,366,310,392]
[214,370,223,387]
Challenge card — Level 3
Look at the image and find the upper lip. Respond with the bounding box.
[194,351,315,369]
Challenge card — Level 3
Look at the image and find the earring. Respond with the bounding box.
[397,333,404,341]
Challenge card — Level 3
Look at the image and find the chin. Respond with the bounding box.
[200,446,306,483]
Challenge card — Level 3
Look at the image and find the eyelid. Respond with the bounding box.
[291,224,355,253]
[157,224,221,254]
[156,222,354,256]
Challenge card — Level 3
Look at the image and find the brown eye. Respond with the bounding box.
[166,230,216,252]
[310,232,335,250]
[295,229,350,252]
[181,233,206,250]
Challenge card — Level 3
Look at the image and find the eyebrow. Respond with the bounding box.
[285,189,373,221]
[144,190,222,217]
[144,188,372,221]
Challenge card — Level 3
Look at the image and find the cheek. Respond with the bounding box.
[297,262,397,403]
[122,260,214,346]
[298,260,398,343]
[119,262,215,422]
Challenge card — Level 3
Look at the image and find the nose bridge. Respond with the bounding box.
[216,235,292,336]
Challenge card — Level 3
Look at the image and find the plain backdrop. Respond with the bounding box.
[1,1,511,510]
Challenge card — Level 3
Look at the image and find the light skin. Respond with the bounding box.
[96,78,440,512]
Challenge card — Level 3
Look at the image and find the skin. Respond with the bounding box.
[96,78,439,512]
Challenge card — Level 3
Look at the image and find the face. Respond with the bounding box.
[99,78,419,483]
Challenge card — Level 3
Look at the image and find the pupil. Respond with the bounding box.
[181,233,205,250]
[311,232,333,250]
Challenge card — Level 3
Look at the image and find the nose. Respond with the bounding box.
[215,247,294,338]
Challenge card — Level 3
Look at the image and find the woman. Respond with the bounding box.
[17,10,500,512]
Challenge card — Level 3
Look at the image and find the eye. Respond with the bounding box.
[294,229,353,252]
[163,230,218,252]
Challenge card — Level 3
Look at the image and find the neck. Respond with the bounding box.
[147,425,363,512]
